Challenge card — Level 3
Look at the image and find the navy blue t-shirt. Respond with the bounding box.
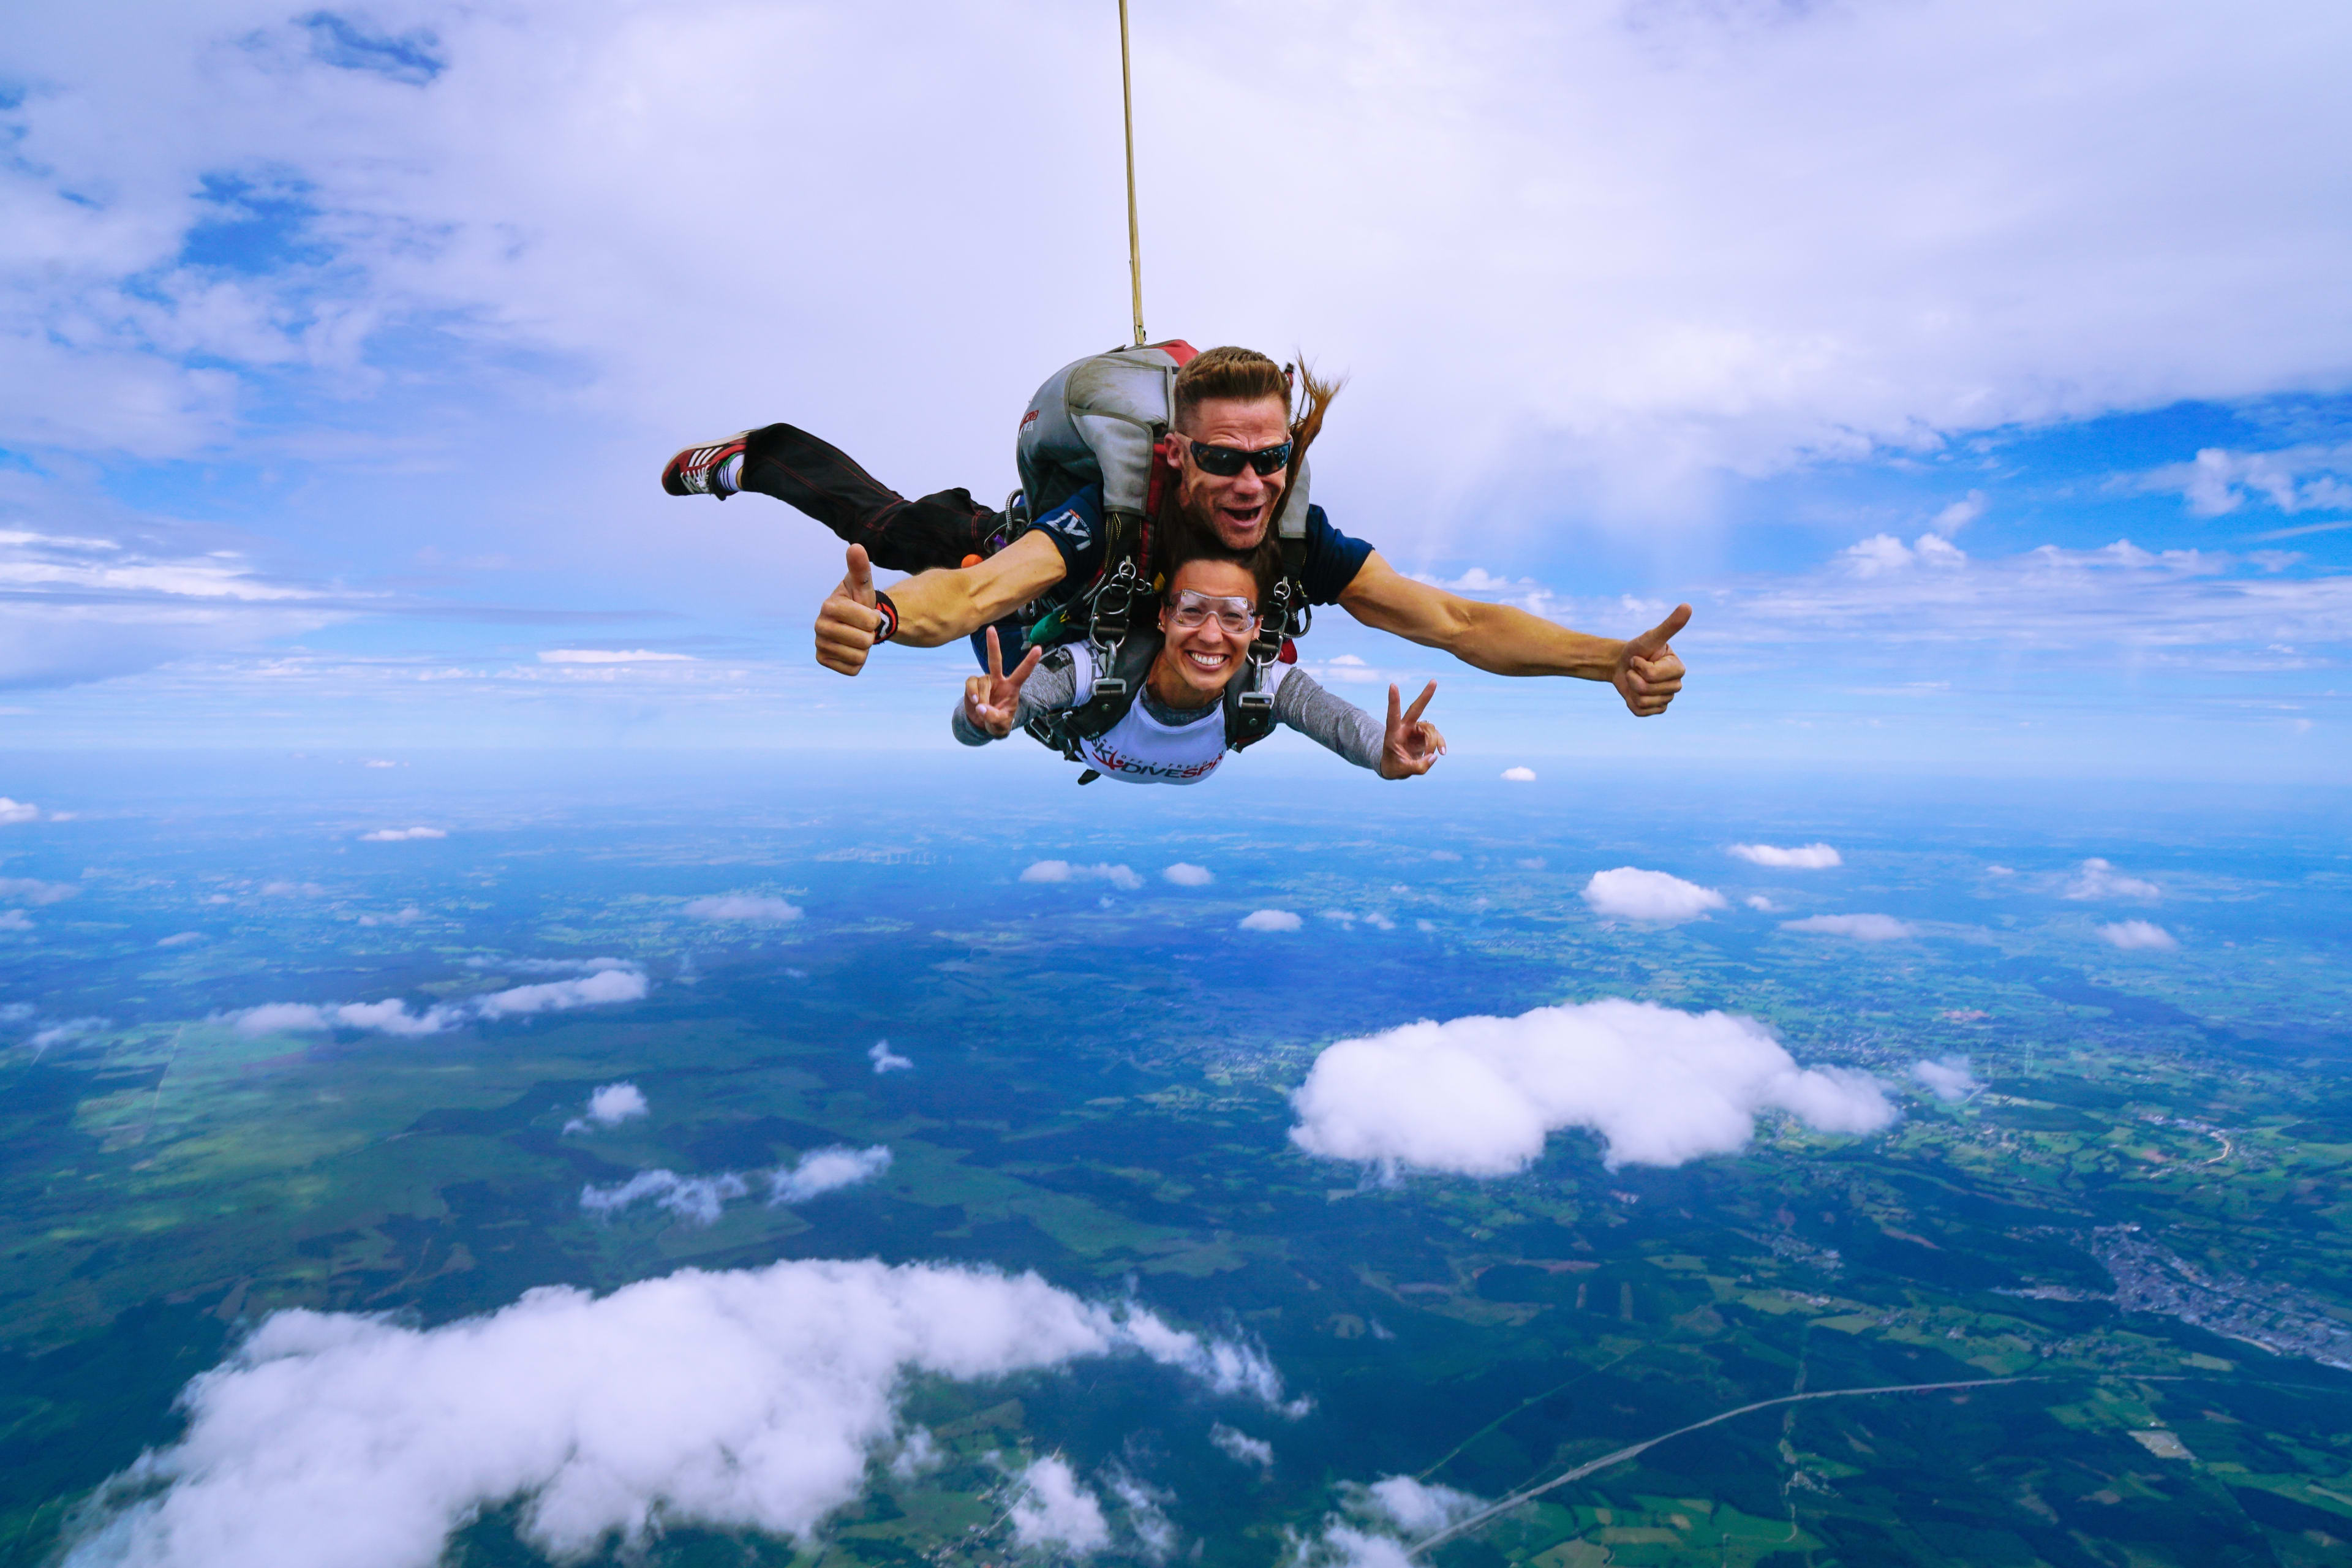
[1029,486,1374,607]
[969,485,1375,669]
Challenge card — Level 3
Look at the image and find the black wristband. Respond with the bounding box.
[873,590,899,644]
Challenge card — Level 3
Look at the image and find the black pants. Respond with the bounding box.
[739,423,1003,576]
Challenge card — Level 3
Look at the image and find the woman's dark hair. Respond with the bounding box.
[1161,532,1281,614]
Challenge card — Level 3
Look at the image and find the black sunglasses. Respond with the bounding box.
[1182,436,1292,478]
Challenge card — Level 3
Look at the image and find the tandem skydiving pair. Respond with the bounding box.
[660,342,1692,786]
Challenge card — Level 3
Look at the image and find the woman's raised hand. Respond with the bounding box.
[1379,681,1447,778]
[962,627,1044,738]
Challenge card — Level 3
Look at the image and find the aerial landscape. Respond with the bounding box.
[6,1,2351,1566]
[4,761,2346,1566]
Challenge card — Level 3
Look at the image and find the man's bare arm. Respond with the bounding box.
[1336,551,1691,717]
[814,532,1069,674]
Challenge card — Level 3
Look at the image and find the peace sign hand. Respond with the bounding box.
[1379,681,1447,779]
[962,627,1043,738]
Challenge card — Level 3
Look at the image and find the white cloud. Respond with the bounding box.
[156,932,203,947]
[2147,443,2352,518]
[1022,861,1143,891]
[1163,863,1214,887]
[1727,843,1842,869]
[536,649,695,663]
[1360,1477,1483,1536]
[1208,1424,1273,1470]
[580,1168,750,1226]
[1929,491,1988,534]
[62,1259,1293,1568]
[2099,919,2179,951]
[1780,913,1914,941]
[1239,910,1303,933]
[0,876,77,904]
[0,799,42,825]
[2064,858,2160,900]
[1581,867,1726,922]
[358,827,446,842]
[234,967,647,1037]
[1499,767,1537,782]
[1008,1456,1110,1556]
[683,894,803,922]
[1912,1056,1980,1101]
[0,910,32,932]
[1287,998,1895,1175]
[1743,895,1777,912]
[562,1082,647,1134]
[31,1017,108,1049]
[1105,1470,1177,1563]
[868,1039,912,1074]
[769,1145,892,1205]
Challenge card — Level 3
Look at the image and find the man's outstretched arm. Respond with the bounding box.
[1335,552,1690,717]
[815,532,1069,674]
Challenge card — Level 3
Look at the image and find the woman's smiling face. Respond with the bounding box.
[1152,557,1261,707]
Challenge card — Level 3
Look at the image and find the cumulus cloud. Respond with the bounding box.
[769,1145,892,1205]
[1022,861,1143,891]
[868,1039,912,1074]
[0,799,44,824]
[1163,863,1214,887]
[1105,1470,1177,1562]
[579,1169,749,1226]
[582,1146,891,1225]
[1009,1456,1111,1555]
[1239,910,1303,933]
[1912,1056,1980,1101]
[1743,895,1777,912]
[562,1082,647,1134]
[1209,1424,1273,1470]
[1358,1477,1484,1536]
[31,1017,108,1050]
[2065,858,2161,900]
[1727,842,1842,869]
[1581,868,1726,922]
[0,876,77,903]
[358,827,446,842]
[2099,919,2179,951]
[1499,767,1537,782]
[1287,999,1894,1175]
[1781,914,1915,940]
[62,1259,1294,1568]
[234,967,647,1037]
[0,910,31,932]
[682,894,803,922]
[1841,532,1968,576]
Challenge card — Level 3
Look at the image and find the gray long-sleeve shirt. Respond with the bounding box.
[952,647,1385,773]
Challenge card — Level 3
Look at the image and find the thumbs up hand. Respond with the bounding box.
[1613,603,1690,717]
[815,545,884,676]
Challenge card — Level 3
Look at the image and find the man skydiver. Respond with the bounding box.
[661,346,1689,716]
[956,541,1445,786]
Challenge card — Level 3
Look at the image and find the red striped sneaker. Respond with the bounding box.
[661,432,750,498]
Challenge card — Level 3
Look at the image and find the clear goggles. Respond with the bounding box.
[1166,589,1259,636]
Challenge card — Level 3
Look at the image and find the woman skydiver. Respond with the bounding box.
[952,538,1445,786]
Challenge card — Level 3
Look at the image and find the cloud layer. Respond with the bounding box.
[63,1259,1293,1568]
[683,895,803,923]
[1287,999,1894,1174]
[2099,919,2178,951]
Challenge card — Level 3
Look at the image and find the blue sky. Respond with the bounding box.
[2,0,2348,778]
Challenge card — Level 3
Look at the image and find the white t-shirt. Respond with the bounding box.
[1065,644,1294,786]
